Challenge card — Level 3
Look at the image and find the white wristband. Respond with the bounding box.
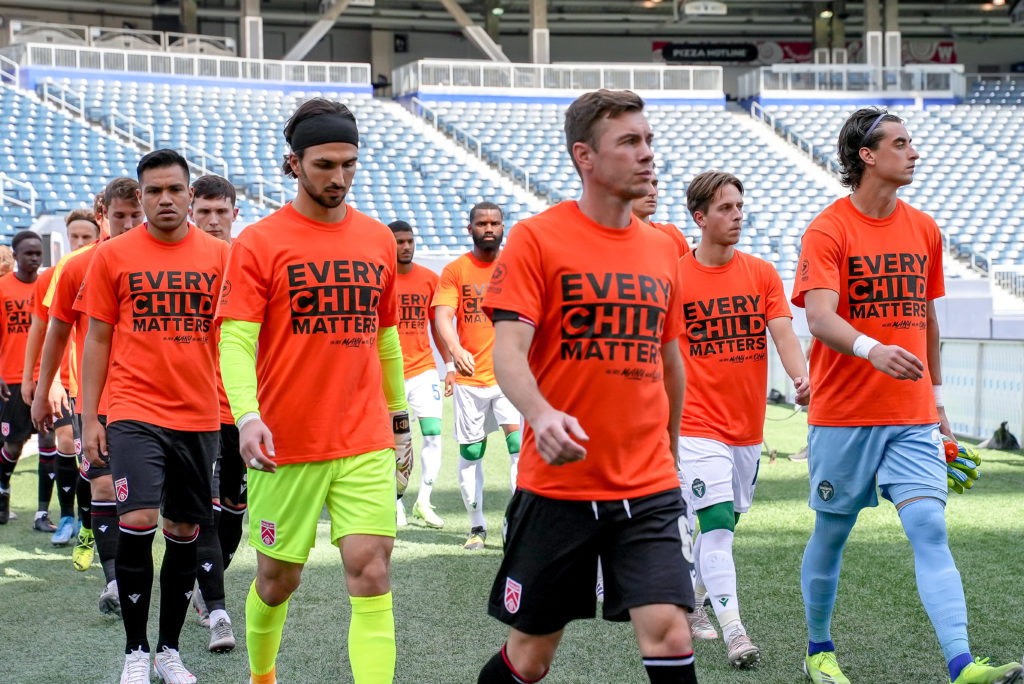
[236,411,261,430]
[852,334,881,360]
[933,385,944,407]
[445,361,456,373]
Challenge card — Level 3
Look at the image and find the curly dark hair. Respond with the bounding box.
[281,98,356,178]
[836,107,903,190]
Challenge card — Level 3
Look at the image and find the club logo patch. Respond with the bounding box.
[74,438,82,455]
[260,519,276,546]
[115,477,129,502]
[817,480,834,502]
[1,422,8,436]
[504,577,522,614]
[691,478,706,498]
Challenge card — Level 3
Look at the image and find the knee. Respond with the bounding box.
[899,498,947,546]
[55,430,75,454]
[3,441,24,459]
[91,476,115,500]
[344,549,391,593]
[163,519,199,538]
[120,508,159,528]
[506,634,559,680]
[257,567,302,605]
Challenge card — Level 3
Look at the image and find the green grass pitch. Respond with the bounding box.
[1,404,1021,682]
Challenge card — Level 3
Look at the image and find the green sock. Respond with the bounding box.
[246,579,290,678]
[349,591,395,683]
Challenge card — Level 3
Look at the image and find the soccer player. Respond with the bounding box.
[20,209,101,547]
[217,98,405,684]
[0,245,14,276]
[478,89,697,684]
[186,173,240,652]
[0,231,47,528]
[677,170,810,667]
[432,202,521,550]
[632,167,690,258]
[390,219,452,529]
[33,177,143,599]
[80,149,228,684]
[792,108,1023,684]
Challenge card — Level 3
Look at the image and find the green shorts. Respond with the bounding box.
[248,448,397,564]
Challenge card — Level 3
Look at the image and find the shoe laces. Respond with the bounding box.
[124,648,149,678]
[211,618,233,640]
[156,647,192,676]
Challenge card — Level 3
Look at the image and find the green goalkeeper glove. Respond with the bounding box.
[946,443,981,494]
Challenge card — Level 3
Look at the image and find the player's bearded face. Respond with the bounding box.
[591,111,654,201]
[395,233,415,264]
[469,209,504,251]
[295,144,357,210]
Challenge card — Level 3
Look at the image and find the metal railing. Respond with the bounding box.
[180,142,229,179]
[3,43,371,85]
[250,179,288,209]
[108,111,155,151]
[0,173,38,214]
[748,100,841,176]
[990,265,1024,297]
[7,21,236,55]
[394,59,723,96]
[0,53,18,86]
[738,63,966,100]
[38,79,87,119]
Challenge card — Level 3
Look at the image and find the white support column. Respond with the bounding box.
[530,0,549,64]
[283,0,354,62]
[437,0,510,62]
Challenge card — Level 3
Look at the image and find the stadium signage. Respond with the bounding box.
[661,42,759,63]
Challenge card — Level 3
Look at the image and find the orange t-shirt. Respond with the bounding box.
[483,201,684,501]
[216,203,399,465]
[791,197,944,427]
[0,272,37,384]
[62,243,111,415]
[679,250,791,445]
[32,268,73,395]
[650,221,690,258]
[432,252,498,388]
[397,263,440,379]
[83,225,227,431]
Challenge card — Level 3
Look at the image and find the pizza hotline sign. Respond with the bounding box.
[654,40,956,65]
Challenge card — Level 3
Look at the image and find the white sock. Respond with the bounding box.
[417,434,442,505]
[699,528,741,630]
[458,457,485,529]
[208,608,230,625]
[509,450,519,492]
[692,532,706,602]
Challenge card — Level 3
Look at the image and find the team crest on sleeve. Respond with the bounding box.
[504,577,522,614]
[260,519,276,546]
[115,477,129,502]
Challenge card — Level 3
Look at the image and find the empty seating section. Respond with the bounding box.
[766,96,1024,270]
[39,77,534,248]
[430,101,839,279]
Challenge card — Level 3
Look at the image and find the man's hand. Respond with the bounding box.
[443,370,455,397]
[0,380,9,401]
[32,382,69,432]
[946,442,981,494]
[82,416,108,467]
[793,376,810,406]
[531,408,589,466]
[20,379,35,406]
[240,417,277,473]
[452,346,475,377]
[391,410,413,498]
[867,344,924,381]
[937,407,954,442]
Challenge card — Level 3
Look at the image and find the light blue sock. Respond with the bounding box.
[897,498,970,678]
[801,510,858,646]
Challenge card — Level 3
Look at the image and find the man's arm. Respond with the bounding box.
[81,317,113,466]
[20,314,47,404]
[31,317,74,430]
[661,338,685,459]
[804,289,923,381]
[433,304,474,376]
[429,317,455,396]
[220,318,277,473]
[926,300,953,439]
[493,319,587,465]
[767,317,811,405]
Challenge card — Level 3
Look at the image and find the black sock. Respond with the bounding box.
[195,510,226,613]
[37,448,57,512]
[54,450,77,518]
[76,474,92,529]
[157,528,199,652]
[0,446,19,489]
[93,500,119,583]
[117,523,156,654]
[218,502,246,569]
[643,654,697,684]
[478,645,547,684]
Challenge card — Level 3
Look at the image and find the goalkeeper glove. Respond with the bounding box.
[391,410,413,499]
[944,440,981,494]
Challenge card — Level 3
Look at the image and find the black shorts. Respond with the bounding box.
[216,423,246,505]
[0,385,34,444]
[107,419,220,524]
[488,488,694,634]
[79,415,111,480]
[53,391,74,430]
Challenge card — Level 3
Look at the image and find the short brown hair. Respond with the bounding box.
[103,177,140,208]
[192,174,236,206]
[686,171,744,218]
[564,89,645,175]
[65,208,100,233]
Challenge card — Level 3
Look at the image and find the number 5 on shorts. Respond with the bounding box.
[432,384,441,400]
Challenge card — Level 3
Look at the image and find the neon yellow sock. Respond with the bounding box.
[246,579,289,679]
[348,591,395,683]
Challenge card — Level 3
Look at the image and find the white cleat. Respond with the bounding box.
[120,647,150,684]
[209,616,236,653]
[192,585,210,627]
[99,579,121,617]
[411,501,444,528]
[396,501,408,527]
[153,646,197,684]
[726,632,761,668]
[687,604,719,640]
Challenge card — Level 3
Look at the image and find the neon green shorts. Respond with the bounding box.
[247,448,397,564]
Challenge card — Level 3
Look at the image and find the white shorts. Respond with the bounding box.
[452,383,520,445]
[405,369,443,422]
[677,436,761,514]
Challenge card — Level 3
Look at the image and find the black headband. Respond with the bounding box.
[859,112,887,148]
[289,113,359,152]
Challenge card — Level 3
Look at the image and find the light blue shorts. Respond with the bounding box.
[806,423,946,514]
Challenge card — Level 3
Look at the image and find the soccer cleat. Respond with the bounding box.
[51,515,75,546]
[72,527,95,571]
[0,487,10,524]
[99,579,121,616]
[33,512,57,532]
[726,633,761,668]
[687,604,719,640]
[192,586,210,627]
[153,646,197,684]
[396,500,408,527]
[464,526,487,550]
[209,616,236,653]
[120,647,150,684]
[411,501,444,528]
[804,650,851,684]
[951,658,1024,684]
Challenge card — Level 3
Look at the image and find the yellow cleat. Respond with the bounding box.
[72,527,95,571]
